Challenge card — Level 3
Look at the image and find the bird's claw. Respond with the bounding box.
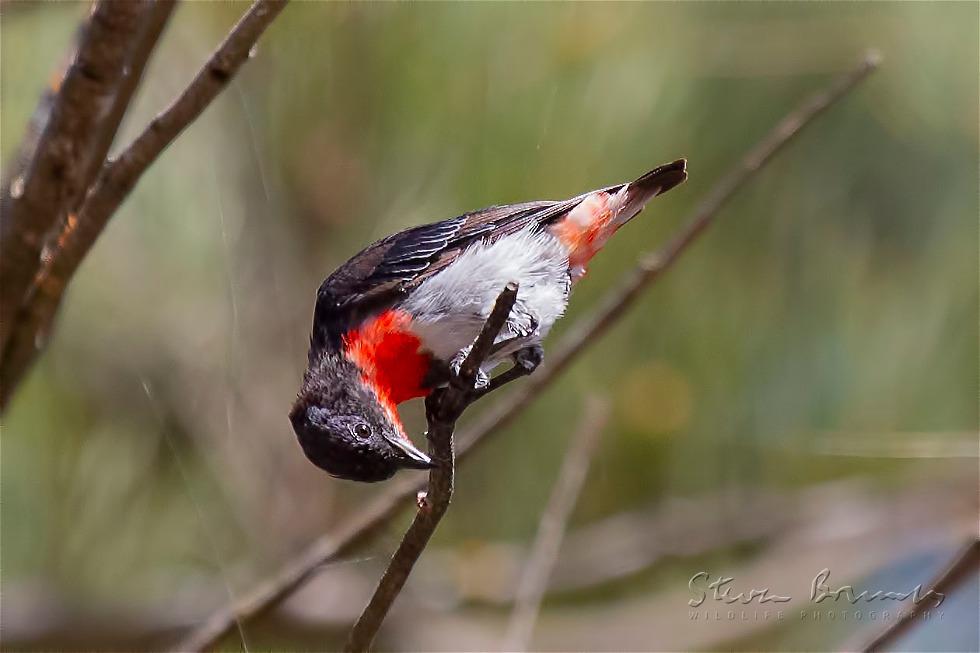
[449,346,490,393]
[512,314,538,339]
[473,369,490,391]
[513,344,544,374]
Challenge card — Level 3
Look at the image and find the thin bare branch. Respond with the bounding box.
[344,283,519,653]
[0,0,288,410]
[857,538,980,652]
[172,51,880,652]
[0,0,146,348]
[78,0,178,202]
[503,396,609,652]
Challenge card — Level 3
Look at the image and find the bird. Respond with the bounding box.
[290,159,687,482]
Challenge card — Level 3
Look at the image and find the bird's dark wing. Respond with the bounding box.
[309,160,687,354]
[311,198,582,352]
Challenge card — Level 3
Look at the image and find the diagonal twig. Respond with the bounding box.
[344,282,519,653]
[856,538,980,652]
[173,50,880,652]
[76,0,179,208]
[0,0,289,410]
[503,396,610,652]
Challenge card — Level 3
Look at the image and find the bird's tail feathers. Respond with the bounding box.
[551,159,687,280]
[612,158,687,228]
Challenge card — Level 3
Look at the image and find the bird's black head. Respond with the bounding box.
[290,354,434,482]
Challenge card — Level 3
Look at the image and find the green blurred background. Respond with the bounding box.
[2,2,977,651]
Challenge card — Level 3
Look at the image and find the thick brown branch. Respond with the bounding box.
[344,283,519,653]
[0,0,146,349]
[0,1,175,317]
[173,51,879,652]
[0,28,77,249]
[0,0,288,410]
[504,396,609,652]
[857,538,980,652]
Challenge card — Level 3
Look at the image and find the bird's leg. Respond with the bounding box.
[479,344,544,396]
[514,343,544,372]
[445,307,538,401]
[489,311,538,357]
[448,345,491,392]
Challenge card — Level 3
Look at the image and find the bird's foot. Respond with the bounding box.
[449,346,490,393]
[489,314,539,357]
[476,344,544,396]
[513,344,544,374]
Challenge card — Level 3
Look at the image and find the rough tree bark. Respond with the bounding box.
[0,0,148,348]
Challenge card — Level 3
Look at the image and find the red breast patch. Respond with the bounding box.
[343,309,433,408]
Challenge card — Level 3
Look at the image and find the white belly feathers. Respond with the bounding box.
[400,226,571,366]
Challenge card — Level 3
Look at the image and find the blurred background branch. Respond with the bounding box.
[3,474,973,651]
[504,396,609,652]
[856,538,980,653]
[0,0,287,410]
[175,51,880,652]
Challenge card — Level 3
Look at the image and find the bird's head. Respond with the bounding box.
[289,355,434,482]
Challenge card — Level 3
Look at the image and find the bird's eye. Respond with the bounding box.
[352,423,371,438]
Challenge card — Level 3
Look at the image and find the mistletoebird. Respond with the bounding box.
[291,159,687,482]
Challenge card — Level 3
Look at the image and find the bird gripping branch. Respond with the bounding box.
[290,159,688,482]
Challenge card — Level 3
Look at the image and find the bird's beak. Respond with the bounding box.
[384,434,435,469]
